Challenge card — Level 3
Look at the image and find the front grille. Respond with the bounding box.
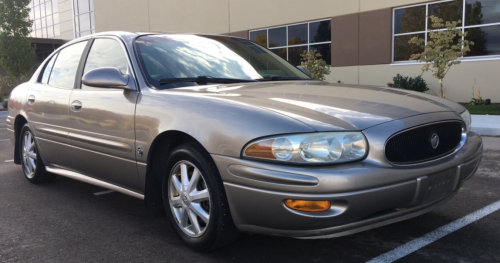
[385,121,464,164]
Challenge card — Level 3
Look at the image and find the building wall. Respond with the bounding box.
[58,0,74,40]
[92,0,500,103]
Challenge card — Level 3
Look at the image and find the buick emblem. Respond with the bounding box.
[430,132,440,149]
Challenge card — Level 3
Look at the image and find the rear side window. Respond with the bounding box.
[40,53,58,84]
[81,38,129,90]
[48,41,88,89]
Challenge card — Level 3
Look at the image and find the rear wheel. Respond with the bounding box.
[19,124,56,184]
[162,143,239,251]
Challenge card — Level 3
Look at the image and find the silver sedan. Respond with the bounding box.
[6,32,482,251]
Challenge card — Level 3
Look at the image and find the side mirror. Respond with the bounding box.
[297,66,312,78]
[82,67,134,90]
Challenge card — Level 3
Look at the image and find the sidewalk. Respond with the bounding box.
[472,115,500,136]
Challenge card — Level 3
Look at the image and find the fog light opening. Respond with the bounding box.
[285,200,331,212]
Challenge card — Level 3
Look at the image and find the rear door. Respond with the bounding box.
[26,40,89,168]
[66,37,141,190]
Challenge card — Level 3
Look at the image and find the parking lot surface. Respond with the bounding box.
[1,113,499,263]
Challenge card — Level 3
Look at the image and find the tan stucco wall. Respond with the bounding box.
[325,60,500,103]
[57,0,74,40]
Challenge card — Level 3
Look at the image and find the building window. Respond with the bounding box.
[29,0,61,38]
[393,0,500,62]
[249,19,332,66]
[73,0,95,38]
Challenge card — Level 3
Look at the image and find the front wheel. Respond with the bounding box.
[19,124,56,184]
[162,143,239,251]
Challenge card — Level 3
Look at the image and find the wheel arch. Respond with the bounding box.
[13,115,28,164]
[144,130,211,216]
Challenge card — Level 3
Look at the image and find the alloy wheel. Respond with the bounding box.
[168,160,211,237]
[22,130,37,179]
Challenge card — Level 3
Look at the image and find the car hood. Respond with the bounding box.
[165,81,465,131]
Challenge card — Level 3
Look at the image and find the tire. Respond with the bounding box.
[19,124,56,184]
[162,143,239,251]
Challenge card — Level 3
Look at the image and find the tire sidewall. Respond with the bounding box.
[162,144,227,251]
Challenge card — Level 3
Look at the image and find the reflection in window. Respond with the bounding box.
[249,19,331,66]
[73,0,95,38]
[28,0,61,38]
[41,53,58,84]
[393,0,500,62]
[49,41,88,89]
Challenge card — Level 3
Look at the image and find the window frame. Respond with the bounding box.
[249,19,332,64]
[76,36,138,91]
[392,0,500,64]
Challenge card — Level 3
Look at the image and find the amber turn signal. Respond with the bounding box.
[243,139,276,160]
[285,200,331,212]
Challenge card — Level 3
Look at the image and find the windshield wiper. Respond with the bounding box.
[159,76,257,86]
[257,76,310,81]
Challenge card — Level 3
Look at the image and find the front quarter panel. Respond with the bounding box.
[134,87,315,163]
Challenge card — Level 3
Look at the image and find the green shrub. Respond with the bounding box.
[387,74,429,92]
[300,50,331,81]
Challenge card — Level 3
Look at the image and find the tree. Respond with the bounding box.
[408,16,473,98]
[300,50,330,81]
[0,0,36,84]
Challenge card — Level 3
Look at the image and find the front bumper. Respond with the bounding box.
[213,124,483,238]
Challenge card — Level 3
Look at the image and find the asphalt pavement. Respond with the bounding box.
[1,114,499,263]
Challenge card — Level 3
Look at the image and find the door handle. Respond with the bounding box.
[71,100,82,112]
[27,95,35,105]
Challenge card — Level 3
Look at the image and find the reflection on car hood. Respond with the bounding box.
[166,81,465,131]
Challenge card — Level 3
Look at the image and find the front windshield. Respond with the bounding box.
[134,34,311,88]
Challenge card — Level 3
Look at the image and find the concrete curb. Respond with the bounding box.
[471,115,500,136]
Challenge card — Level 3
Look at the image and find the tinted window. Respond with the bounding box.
[465,0,500,26]
[81,38,129,90]
[428,0,463,29]
[249,30,267,47]
[466,25,500,56]
[288,23,307,45]
[309,20,331,43]
[40,53,58,84]
[288,46,307,66]
[394,6,426,34]
[49,41,87,89]
[268,27,286,47]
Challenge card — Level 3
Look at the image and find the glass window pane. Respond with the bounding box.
[310,43,331,66]
[90,0,94,11]
[46,14,53,26]
[29,9,34,20]
[35,19,41,29]
[393,33,425,61]
[41,53,58,83]
[91,12,95,29]
[466,25,500,56]
[40,3,45,17]
[34,5,39,19]
[309,20,331,43]
[34,0,39,5]
[80,31,91,36]
[36,29,41,38]
[428,0,463,29]
[250,30,267,47]
[54,24,60,36]
[53,13,59,24]
[47,26,54,38]
[77,0,90,13]
[288,23,307,45]
[49,41,88,89]
[268,27,286,47]
[465,0,500,26]
[41,27,46,38]
[46,1,52,15]
[394,6,426,34]
[41,17,46,27]
[288,46,307,66]
[82,39,129,90]
[52,1,58,13]
[79,13,91,31]
[270,48,287,60]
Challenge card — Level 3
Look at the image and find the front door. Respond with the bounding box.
[67,37,140,190]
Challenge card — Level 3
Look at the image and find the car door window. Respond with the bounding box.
[82,38,129,90]
[48,41,88,89]
[40,53,58,84]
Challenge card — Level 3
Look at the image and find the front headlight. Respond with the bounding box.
[243,132,368,164]
[460,109,471,133]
